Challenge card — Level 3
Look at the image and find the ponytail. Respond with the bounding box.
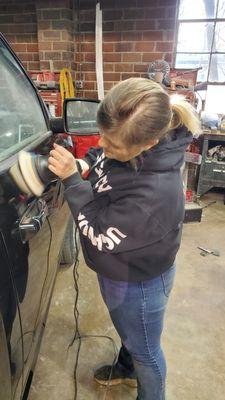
[170,94,201,136]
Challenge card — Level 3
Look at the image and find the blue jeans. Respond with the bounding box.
[97,264,176,400]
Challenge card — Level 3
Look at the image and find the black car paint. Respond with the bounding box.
[0,33,71,399]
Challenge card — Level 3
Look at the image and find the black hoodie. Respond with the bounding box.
[63,127,193,282]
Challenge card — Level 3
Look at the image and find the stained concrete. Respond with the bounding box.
[28,193,225,400]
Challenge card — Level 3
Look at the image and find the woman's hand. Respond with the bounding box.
[48,143,78,180]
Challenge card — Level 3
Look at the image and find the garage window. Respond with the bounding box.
[175,0,225,113]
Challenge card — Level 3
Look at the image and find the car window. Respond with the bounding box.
[0,39,48,162]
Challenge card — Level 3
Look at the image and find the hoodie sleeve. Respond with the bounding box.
[63,172,164,254]
[82,147,103,168]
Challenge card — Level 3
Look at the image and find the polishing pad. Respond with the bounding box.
[10,161,31,195]
[10,151,45,197]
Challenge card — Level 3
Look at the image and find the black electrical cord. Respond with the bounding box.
[67,225,119,400]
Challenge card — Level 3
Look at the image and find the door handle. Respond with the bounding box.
[11,199,48,243]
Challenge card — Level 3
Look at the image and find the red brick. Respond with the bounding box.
[43,30,61,40]
[104,32,122,42]
[79,0,96,9]
[61,31,73,41]
[83,33,95,42]
[104,63,114,72]
[80,22,95,32]
[138,0,157,6]
[136,20,156,30]
[40,61,50,69]
[104,53,121,62]
[103,22,115,32]
[53,60,72,70]
[38,42,52,51]
[157,19,175,30]
[103,43,114,52]
[134,64,149,72]
[10,24,25,34]
[101,0,116,8]
[156,42,174,52]
[84,72,96,81]
[81,42,95,52]
[122,53,142,62]
[75,53,84,62]
[85,53,95,62]
[158,0,177,5]
[143,31,163,41]
[103,10,123,20]
[115,0,137,7]
[0,15,14,24]
[33,53,40,61]
[52,20,70,30]
[122,73,141,80]
[42,10,61,20]
[38,20,51,30]
[19,52,34,62]
[165,30,175,41]
[145,8,166,19]
[0,25,8,34]
[12,43,27,52]
[122,32,142,41]
[115,42,133,52]
[80,10,95,22]
[166,6,177,18]
[114,21,136,31]
[84,81,95,90]
[115,63,133,72]
[15,34,32,43]
[27,43,39,52]
[82,62,95,71]
[44,51,62,60]
[44,51,62,61]
[23,3,35,12]
[103,72,121,81]
[124,9,145,19]
[135,42,155,52]
[53,42,70,51]
[14,14,35,24]
[4,34,16,43]
[142,53,163,62]
[28,61,40,70]
[104,82,114,90]
[83,91,98,99]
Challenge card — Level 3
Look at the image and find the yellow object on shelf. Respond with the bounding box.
[59,68,75,104]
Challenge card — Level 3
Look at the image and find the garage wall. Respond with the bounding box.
[0,0,39,71]
[77,0,177,98]
[0,0,178,98]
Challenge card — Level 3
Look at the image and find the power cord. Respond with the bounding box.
[67,226,119,400]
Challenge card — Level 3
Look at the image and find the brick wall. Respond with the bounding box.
[76,0,178,98]
[0,0,39,71]
[0,0,178,98]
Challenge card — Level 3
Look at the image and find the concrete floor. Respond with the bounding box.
[28,193,225,400]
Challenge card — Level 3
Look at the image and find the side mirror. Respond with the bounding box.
[63,98,100,135]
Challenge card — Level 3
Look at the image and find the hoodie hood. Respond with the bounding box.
[140,126,193,172]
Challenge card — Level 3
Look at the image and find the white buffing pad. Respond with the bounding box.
[17,151,45,197]
[9,162,31,195]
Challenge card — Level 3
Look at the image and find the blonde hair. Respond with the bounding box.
[97,78,201,146]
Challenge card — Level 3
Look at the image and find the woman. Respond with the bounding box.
[48,78,200,400]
